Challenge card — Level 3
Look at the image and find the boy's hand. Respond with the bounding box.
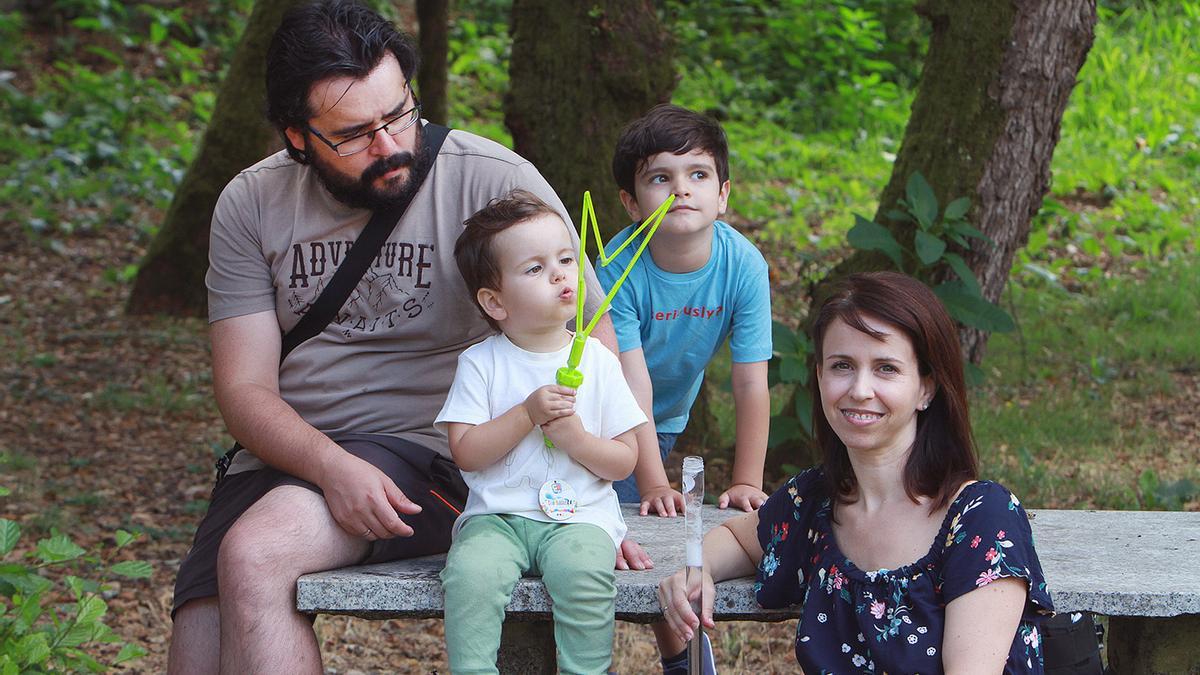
[540,412,587,449]
[524,384,576,427]
[639,484,685,517]
[718,483,767,511]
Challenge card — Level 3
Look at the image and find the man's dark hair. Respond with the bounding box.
[455,190,560,331]
[266,0,420,163]
[611,104,730,196]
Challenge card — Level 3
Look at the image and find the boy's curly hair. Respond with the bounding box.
[455,189,560,331]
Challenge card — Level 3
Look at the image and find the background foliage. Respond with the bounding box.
[0,0,1197,668]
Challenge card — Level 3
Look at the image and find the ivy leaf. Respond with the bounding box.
[767,416,801,448]
[771,320,798,355]
[934,283,1015,333]
[114,530,137,549]
[14,633,50,667]
[847,215,904,270]
[942,253,981,295]
[115,642,148,664]
[952,220,993,244]
[110,560,153,579]
[914,231,946,265]
[905,172,938,230]
[780,357,807,385]
[0,518,18,556]
[944,197,971,221]
[794,388,815,437]
[35,534,85,564]
[75,594,108,626]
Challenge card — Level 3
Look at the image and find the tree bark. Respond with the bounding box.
[505,0,675,241]
[820,0,1096,363]
[126,0,301,316]
[416,0,449,125]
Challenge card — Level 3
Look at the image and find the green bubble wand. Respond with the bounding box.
[544,190,674,447]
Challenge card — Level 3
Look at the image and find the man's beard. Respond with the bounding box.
[308,123,432,211]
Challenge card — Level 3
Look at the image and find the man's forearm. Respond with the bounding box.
[218,382,344,485]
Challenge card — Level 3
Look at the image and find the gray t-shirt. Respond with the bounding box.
[207,126,601,473]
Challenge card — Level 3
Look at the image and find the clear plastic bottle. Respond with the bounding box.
[681,455,705,674]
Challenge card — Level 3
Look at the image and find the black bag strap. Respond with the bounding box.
[279,122,451,363]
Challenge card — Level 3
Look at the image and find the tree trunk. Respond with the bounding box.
[126,0,301,316]
[505,0,675,240]
[820,0,1096,363]
[416,0,449,125]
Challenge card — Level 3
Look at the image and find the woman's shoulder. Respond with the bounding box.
[780,466,829,502]
[760,466,830,527]
[953,480,1027,516]
[942,479,1035,552]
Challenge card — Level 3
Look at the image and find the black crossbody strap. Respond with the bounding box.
[279,123,451,363]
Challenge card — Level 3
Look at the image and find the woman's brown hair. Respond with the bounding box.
[810,271,978,511]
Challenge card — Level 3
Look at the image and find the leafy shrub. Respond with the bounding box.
[847,172,1015,333]
[664,0,925,137]
[0,487,150,673]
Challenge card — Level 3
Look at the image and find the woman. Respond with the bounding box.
[658,272,1052,673]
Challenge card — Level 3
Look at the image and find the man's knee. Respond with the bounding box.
[217,491,314,587]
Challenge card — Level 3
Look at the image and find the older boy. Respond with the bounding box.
[599,104,772,516]
[436,190,645,673]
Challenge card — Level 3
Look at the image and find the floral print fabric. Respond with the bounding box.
[755,468,1053,674]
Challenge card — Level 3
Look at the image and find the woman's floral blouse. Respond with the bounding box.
[755,468,1053,674]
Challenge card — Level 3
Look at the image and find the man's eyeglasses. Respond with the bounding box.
[306,97,422,157]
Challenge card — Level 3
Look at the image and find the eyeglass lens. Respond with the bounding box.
[337,107,419,156]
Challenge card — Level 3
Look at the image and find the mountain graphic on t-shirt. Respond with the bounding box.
[363,269,410,311]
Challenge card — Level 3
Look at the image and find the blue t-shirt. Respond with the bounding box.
[596,220,772,433]
[756,468,1053,674]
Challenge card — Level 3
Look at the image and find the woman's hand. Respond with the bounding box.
[657,567,716,642]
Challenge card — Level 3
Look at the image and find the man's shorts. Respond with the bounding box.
[171,433,467,616]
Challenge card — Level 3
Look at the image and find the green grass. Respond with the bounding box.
[1026,1,1200,279]
[972,258,1200,509]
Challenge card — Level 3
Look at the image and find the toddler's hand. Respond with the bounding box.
[718,483,767,511]
[639,485,685,517]
[524,384,576,426]
[540,413,586,449]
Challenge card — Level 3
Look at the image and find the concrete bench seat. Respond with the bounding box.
[298,505,1200,673]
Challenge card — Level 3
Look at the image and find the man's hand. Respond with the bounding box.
[616,538,654,571]
[318,452,422,540]
[639,484,685,517]
[524,384,576,426]
[718,483,767,511]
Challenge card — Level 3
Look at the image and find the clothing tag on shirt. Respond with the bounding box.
[539,479,577,521]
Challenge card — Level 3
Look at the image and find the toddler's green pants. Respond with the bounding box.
[440,514,617,674]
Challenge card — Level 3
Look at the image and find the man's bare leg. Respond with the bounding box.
[168,596,220,675]
[216,485,369,674]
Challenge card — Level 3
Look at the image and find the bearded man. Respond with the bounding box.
[166,1,646,671]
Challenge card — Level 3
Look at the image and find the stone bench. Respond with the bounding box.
[297,505,1200,673]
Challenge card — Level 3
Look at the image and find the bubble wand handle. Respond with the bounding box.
[682,456,705,675]
[543,191,673,448]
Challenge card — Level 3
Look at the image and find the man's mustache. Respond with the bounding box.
[361,151,416,184]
